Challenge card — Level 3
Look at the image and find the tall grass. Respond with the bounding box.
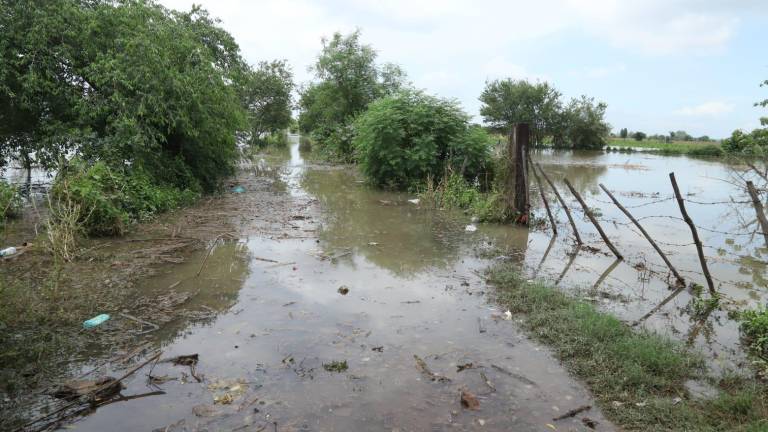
[607,138,723,157]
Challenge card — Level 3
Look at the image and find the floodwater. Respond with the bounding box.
[21,137,766,431]
[51,139,614,431]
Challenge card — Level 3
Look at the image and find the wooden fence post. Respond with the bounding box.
[563,178,623,260]
[669,172,716,296]
[505,123,530,224]
[746,181,768,248]
[599,183,684,286]
[535,163,583,245]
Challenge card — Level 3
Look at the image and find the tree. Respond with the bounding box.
[244,60,294,145]
[633,131,647,141]
[353,90,492,189]
[559,96,610,150]
[479,79,561,146]
[298,30,409,160]
[0,0,257,192]
[619,128,628,139]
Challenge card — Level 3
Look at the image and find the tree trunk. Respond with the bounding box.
[505,123,530,224]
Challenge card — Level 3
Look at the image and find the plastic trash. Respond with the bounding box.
[232,186,246,193]
[0,247,17,257]
[465,224,477,232]
[83,314,110,329]
[407,198,420,205]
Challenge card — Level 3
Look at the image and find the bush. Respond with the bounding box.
[723,128,768,156]
[353,90,492,189]
[687,144,723,157]
[740,306,768,359]
[53,160,200,236]
[0,181,22,221]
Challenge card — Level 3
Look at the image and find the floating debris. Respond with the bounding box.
[414,355,450,383]
[337,286,350,295]
[323,360,349,373]
[83,314,111,329]
[460,389,480,410]
[465,224,478,232]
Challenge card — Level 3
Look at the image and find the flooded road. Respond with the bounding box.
[60,138,613,431]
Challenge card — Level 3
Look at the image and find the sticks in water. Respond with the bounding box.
[669,172,716,296]
[746,180,768,248]
[599,183,684,286]
[535,163,582,245]
[563,178,622,260]
[527,155,557,235]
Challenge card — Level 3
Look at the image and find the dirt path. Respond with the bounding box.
[11,138,615,431]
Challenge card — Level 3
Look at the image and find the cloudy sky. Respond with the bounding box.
[159,0,767,138]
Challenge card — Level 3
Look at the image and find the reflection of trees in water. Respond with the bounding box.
[301,169,531,277]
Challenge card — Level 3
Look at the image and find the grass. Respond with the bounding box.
[607,138,723,157]
[487,265,768,431]
[419,173,509,222]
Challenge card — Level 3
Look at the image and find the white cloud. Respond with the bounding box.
[674,101,734,116]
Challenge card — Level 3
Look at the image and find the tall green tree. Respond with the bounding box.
[298,30,408,160]
[478,79,562,146]
[244,60,294,144]
[619,128,628,139]
[557,96,610,150]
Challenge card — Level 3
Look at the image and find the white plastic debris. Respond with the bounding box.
[0,247,17,257]
[503,311,512,320]
[408,198,420,205]
[465,224,477,232]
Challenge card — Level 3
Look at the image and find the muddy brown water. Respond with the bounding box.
[14,136,766,431]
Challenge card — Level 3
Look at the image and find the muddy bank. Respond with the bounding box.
[3,137,615,431]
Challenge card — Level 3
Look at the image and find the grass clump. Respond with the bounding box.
[738,306,768,376]
[420,173,509,222]
[487,264,768,431]
[0,181,22,222]
[323,360,349,373]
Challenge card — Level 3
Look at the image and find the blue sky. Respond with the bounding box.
[159,0,767,138]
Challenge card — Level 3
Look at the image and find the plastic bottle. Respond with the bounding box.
[0,247,17,257]
[83,314,110,329]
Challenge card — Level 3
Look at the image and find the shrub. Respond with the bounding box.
[420,173,509,222]
[0,181,22,221]
[723,128,768,156]
[739,306,768,358]
[52,160,200,236]
[353,90,492,189]
[687,144,723,157]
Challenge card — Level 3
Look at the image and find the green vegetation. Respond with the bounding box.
[53,161,199,236]
[488,265,768,431]
[298,30,407,161]
[479,79,610,149]
[353,90,492,189]
[323,360,349,372]
[0,181,22,222]
[244,60,294,147]
[722,125,768,156]
[738,306,768,365]
[607,138,724,157]
[420,173,508,222]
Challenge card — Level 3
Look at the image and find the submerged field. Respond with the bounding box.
[606,138,723,156]
[2,137,768,431]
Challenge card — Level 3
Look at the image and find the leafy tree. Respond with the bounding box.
[479,79,561,146]
[0,0,257,192]
[619,128,628,139]
[557,96,610,150]
[632,131,647,141]
[298,30,409,161]
[353,90,492,189]
[244,60,294,145]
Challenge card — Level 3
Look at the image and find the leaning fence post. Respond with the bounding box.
[599,183,684,286]
[563,178,622,260]
[527,154,557,235]
[669,172,716,296]
[535,163,582,245]
[746,181,768,248]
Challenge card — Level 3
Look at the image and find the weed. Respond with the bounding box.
[0,181,22,221]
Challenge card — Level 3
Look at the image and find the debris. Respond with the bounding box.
[337,286,350,295]
[477,318,486,334]
[672,397,683,405]
[232,185,246,193]
[0,246,17,257]
[552,405,591,421]
[465,224,478,232]
[401,300,420,304]
[408,198,420,205]
[83,314,111,329]
[119,312,159,335]
[165,354,199,366]
[367,241,380,246]
[371,346,384,352]
[503,310,512,320]
[52,377,123,401]
[253,256,279,263]
[192,404,221,417]
[480,372,496,393]
[478,419,486,426]
[414,355,451,383]
[323,360,348,373]
[491,364,536,386]
[460,389,480,410]
[456,363,474,372]
[148,375,177,385]
[581,417,598,429]
[282,301,297,307]
[208,379,249,405]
